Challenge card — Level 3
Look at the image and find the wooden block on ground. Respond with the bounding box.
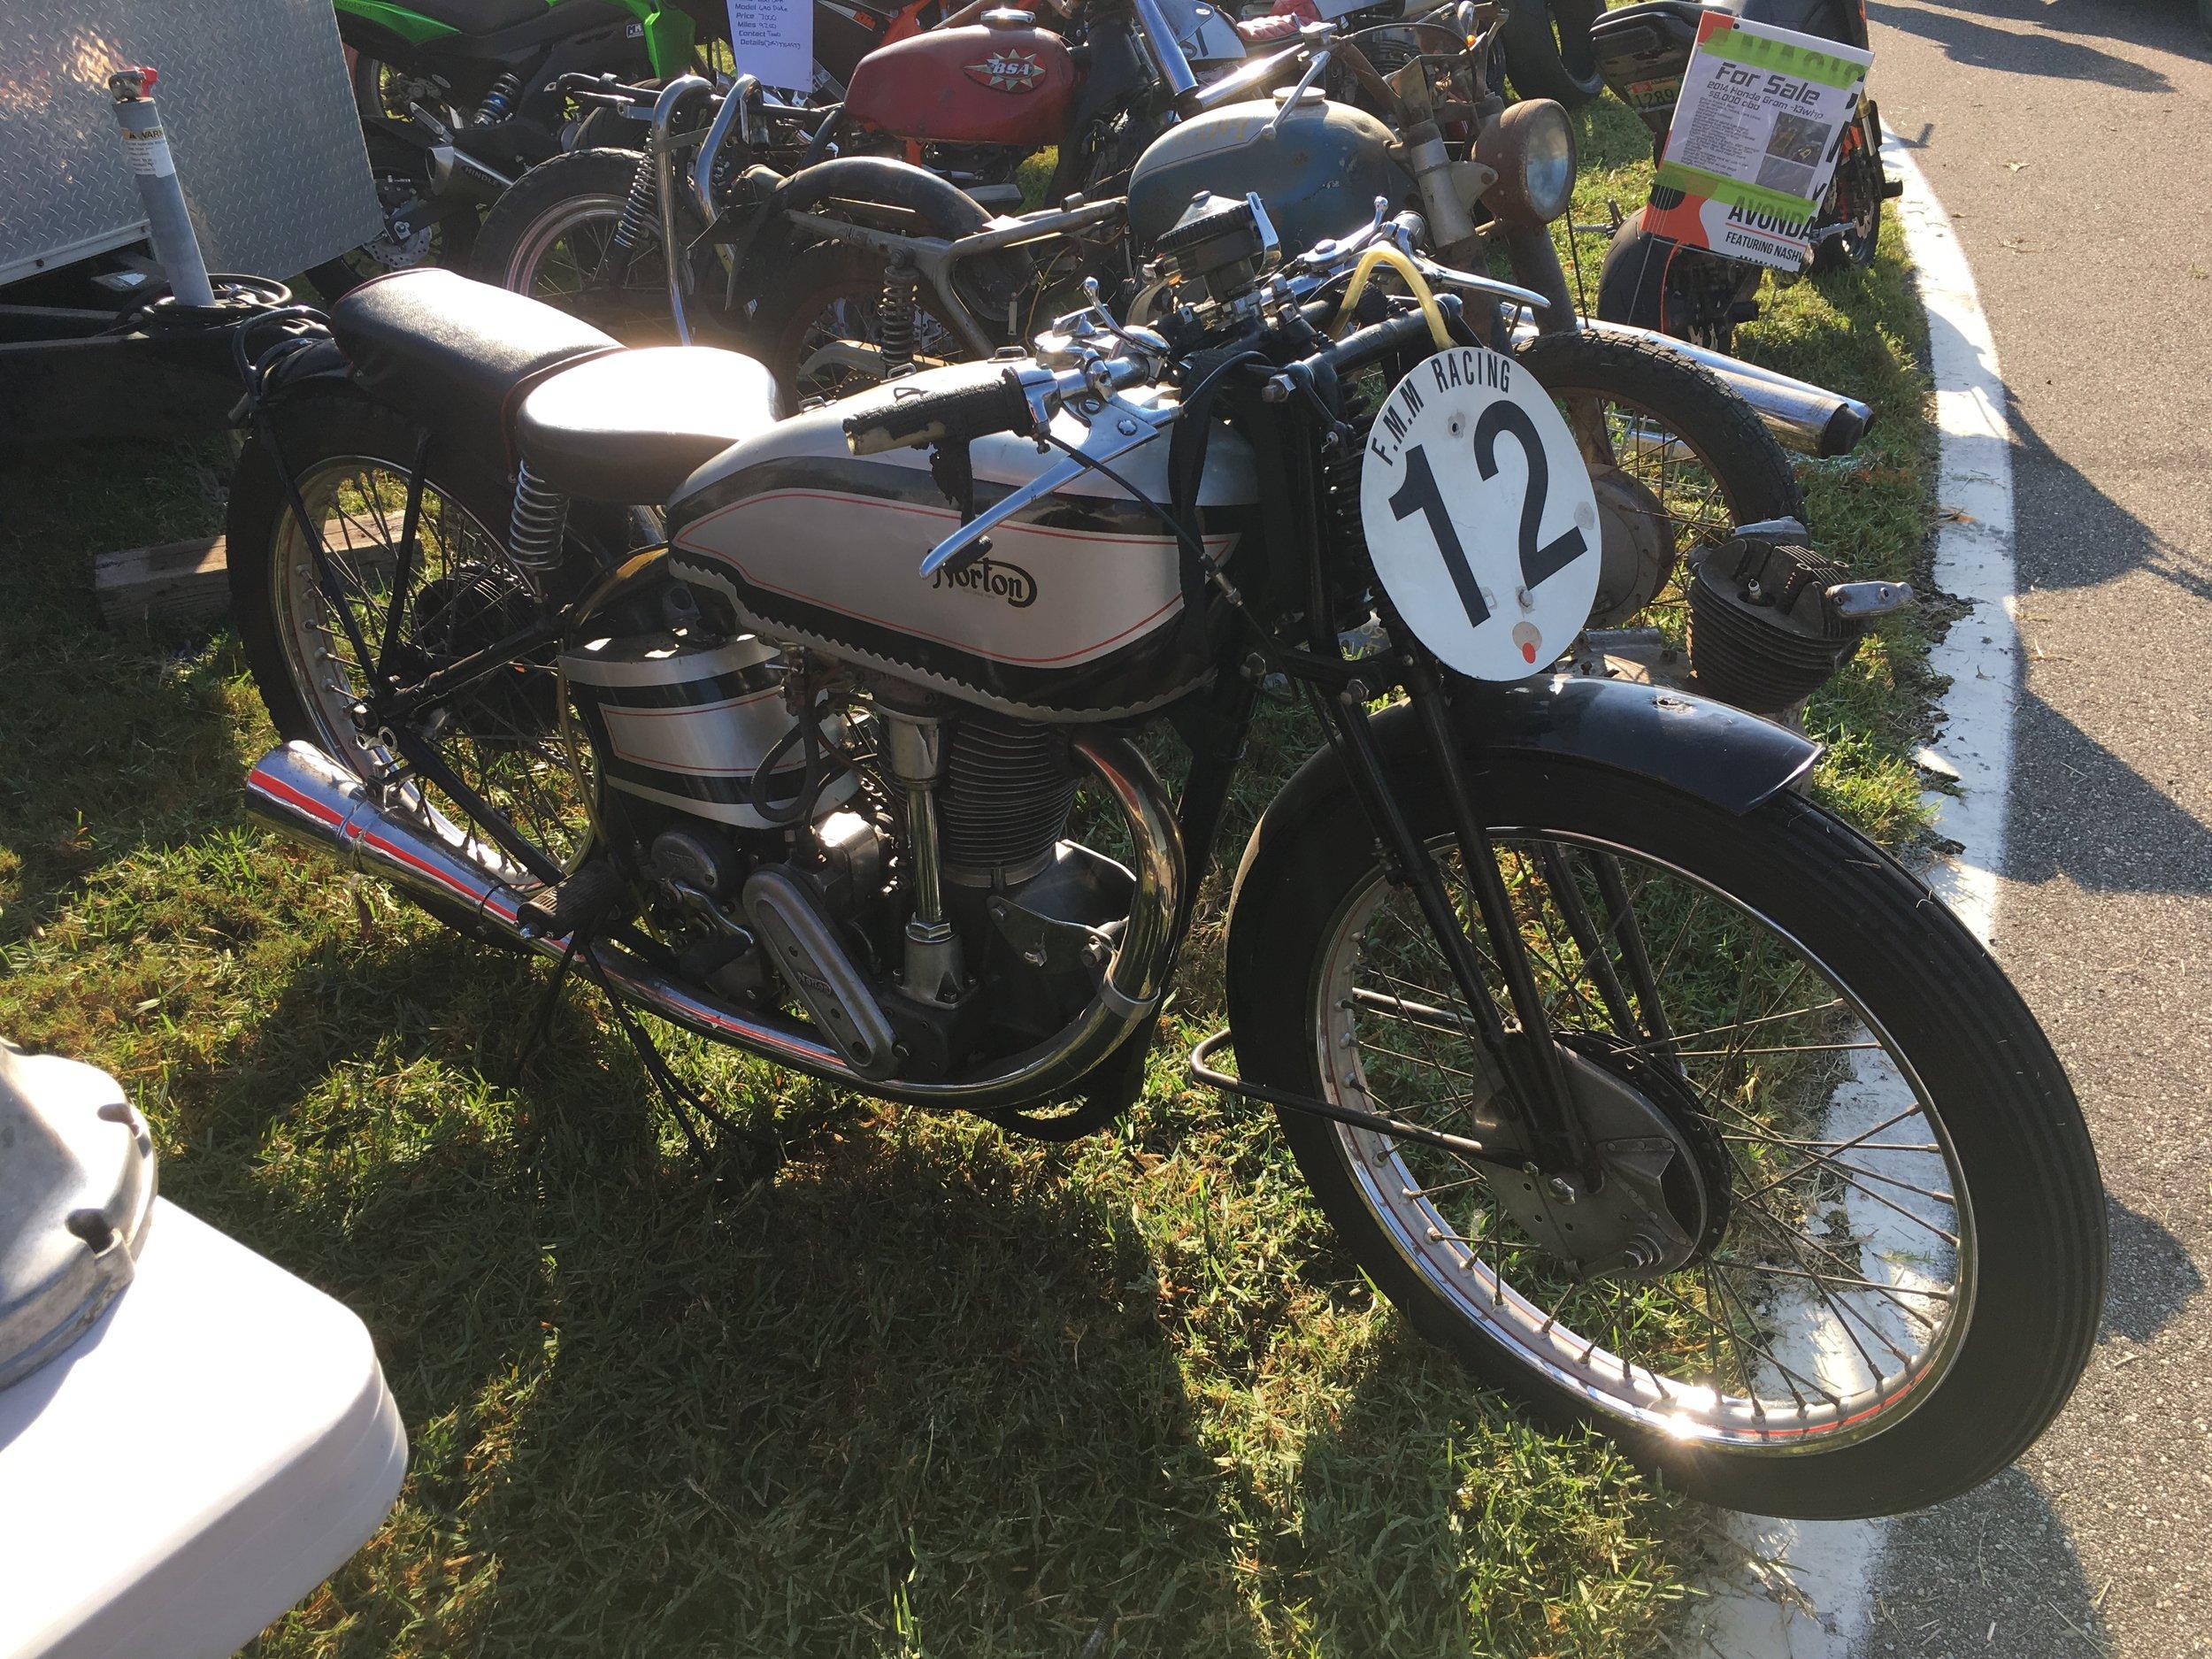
[93,534,229,630]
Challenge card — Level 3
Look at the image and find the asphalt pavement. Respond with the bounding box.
[1857,3,2212,1654]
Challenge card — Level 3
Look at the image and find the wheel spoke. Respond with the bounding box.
[1322,825,1971,1447]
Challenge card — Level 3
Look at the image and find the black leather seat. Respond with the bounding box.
[1589,1,1717,50]
[330,267,619,479]
[401,0,549,35]
[513,348,783,503]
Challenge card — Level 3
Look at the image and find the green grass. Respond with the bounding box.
[0,100,1940,1659]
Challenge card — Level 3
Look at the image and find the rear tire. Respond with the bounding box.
[1515,327,1803,528]
[1499,0,1606,107]
[472,147,681,342]
[1811,130,1885,274]
[1595,207,1749,350]
[1225,738,2105,1517]
[1513,328,1802,633]
[744,242,970,405]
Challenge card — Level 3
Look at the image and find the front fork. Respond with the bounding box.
[1313,635,1673,1190]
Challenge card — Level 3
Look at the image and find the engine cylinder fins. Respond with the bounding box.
[937,712,1080,887]
[1686,536,1864,715]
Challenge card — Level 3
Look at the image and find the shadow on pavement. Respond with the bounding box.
[1866,1466,2111,1657]
[1869,0,2186,91]
[2101,1195,2202,1345]
[2001,687,2212,895]
[2006,400,2212,602]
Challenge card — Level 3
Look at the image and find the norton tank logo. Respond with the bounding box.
[964,50,1045,91]
[933,555,1037,608]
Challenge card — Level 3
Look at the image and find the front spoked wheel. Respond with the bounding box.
[1227,742,2104,1517]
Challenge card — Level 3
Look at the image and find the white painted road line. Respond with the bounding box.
[1886,134,2019,952]
[1683,133,2020,1659]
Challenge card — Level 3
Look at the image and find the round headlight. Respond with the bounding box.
[1475,98,1579,228]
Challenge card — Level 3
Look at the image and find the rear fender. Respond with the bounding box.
[1228,675,1818,913]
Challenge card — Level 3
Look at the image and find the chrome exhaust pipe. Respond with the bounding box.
[242,740,1183,1110]
[1578,318,1873,458]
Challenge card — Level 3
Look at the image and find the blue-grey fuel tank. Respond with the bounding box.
[1126,94,1409,258]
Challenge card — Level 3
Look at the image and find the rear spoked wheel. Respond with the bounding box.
[473,147,684,342]
[747,243,967,405]
[1516,330,1803,630]
[228,397,599,933]
[1228,746,2104,1516]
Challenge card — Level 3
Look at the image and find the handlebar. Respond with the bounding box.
[842,366,1040,455]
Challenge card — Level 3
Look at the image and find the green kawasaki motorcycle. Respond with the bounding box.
[317,0,726,293]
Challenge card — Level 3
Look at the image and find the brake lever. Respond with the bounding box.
[918,397,1178,580]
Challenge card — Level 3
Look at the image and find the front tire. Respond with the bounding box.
[1225,733,2104,1517]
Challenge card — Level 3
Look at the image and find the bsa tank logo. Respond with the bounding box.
[964,50,1045,91]
[933,555,1037,608]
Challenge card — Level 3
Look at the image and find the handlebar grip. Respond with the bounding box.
[841,367,1036,456]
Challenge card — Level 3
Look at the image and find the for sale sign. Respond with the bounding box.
[727,0,815,95]
[1646,12,1872,270]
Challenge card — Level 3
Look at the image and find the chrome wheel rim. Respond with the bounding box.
[504,193,672,341]
[1312,831,1976,1451]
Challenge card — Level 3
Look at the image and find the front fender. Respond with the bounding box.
[1230,674,1818,911]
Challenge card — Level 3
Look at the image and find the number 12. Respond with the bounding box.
[1386,404,1587,630]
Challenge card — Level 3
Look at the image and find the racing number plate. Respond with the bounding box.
[1359,346,1601,682]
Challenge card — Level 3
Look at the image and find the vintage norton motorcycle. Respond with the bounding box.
[226,198,2101,1517]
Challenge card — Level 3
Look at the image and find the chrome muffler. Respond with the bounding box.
[242,739,1183,1109]
[1517,317,1873,459]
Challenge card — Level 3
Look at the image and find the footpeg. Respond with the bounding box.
[741,865,899,1079]
[517,859,626,939]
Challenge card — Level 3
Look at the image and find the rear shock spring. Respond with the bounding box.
[473,72,520,127]
[507,463,569,576]
[877,262,918,375]
[609,150,659,252]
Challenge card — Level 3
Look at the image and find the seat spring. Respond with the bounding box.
[507,463,569,574]
[611,151,658,252]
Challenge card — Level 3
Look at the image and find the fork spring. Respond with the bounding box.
[1324,386,1372,566]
